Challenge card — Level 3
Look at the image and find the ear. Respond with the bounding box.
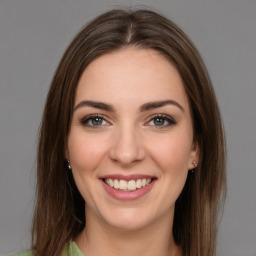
[188,141,200,170]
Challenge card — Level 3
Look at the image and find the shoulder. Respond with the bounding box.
[9,250,32,256]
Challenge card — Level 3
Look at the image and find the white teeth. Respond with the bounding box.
[109,179,114,187]
[136,179,142,188]
[128,180,136,190]
[114,179,119,189]
[119,180,128,190]
[104,178,152,191]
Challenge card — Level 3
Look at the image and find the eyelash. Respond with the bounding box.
[80,114,109,129]
[146,114,176,128]
[79,114,176,129]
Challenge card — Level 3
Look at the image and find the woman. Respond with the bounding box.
[12,8,226,256]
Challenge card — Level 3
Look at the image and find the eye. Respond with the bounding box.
[80,114,109,128]
[146,114,176,128]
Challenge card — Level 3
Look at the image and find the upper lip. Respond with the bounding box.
[99,174,157,181]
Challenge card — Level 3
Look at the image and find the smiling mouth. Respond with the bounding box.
[103,178,154,191]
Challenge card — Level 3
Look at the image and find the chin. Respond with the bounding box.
[99,207,159,232]
[106,217,150,232]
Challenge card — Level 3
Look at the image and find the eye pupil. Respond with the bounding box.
[154,117,165,126]
[92,117,103,125]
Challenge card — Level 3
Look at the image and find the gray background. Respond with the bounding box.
[0,0,255,255]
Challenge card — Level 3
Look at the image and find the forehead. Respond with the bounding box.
[75,48,189,111]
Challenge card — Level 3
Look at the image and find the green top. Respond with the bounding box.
[10,241,84,256]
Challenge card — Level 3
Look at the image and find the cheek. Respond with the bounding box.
[148,133,193,173]
[68,131,108,173]
[67,132,109,203]
[146,135,191,214]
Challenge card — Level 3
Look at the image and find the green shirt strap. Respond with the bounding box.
[9,241,84,256]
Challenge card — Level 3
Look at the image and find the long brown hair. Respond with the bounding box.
[32,9,226,256]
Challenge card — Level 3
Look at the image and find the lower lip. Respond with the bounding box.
[101,179,156,201]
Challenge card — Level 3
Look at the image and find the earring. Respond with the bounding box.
[192,160,198,167]
[67,160,72,170]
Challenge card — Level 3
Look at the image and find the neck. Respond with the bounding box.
[76,209,181,256]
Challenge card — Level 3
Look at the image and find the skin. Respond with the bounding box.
[67,47,199,256]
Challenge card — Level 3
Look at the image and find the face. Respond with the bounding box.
[67,48,198,231]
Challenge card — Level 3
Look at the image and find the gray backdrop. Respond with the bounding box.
[0,0,255,255]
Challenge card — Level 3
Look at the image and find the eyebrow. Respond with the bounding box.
[139,100,184,112]
[74,100,114,111]
[74,99,184,112]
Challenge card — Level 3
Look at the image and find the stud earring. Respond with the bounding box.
[67,160,72,170]
[192,160,198,167]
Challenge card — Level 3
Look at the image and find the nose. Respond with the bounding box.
[109,124,146,167]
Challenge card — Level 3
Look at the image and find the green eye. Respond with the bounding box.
[80,115,108,128]
[153,117,166,126]
[148,114,176,128]
[91,117,103,125]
